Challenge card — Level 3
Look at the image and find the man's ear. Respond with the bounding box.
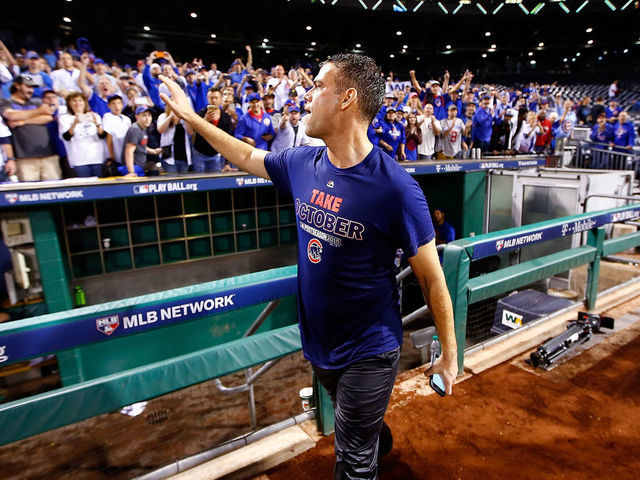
[339,88,358,112]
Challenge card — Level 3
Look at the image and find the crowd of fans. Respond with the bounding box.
[0,40,637,182]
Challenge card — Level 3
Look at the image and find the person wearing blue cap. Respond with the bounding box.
[234,93,275,150]
[377,106,406,160]
[23,51,53,98]
[589,112,613,169]
[122,106,162,176]
[271,104,310,153]
[227,46,253,88]
[78,56,115,117]
[471,94,494,153]
[158,54,457,480]
[91,58,117,90]
[611,111,635,154]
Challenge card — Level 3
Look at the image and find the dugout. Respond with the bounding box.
[0,156,546,312]
[0,157,550,393]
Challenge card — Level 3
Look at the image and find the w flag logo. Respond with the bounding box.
[501,310,523,329]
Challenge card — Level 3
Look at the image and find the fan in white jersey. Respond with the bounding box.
[439,104,466,159]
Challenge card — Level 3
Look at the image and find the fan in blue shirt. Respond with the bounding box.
[605,100,622,123]
[377,107,406,160]
[611,112,635,152]
[472,96,494,151]
[234,93,275,150]
[590,113,614,168]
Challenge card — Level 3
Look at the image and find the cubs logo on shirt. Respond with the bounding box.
[307,238,323,264]
[562,120,573,134]
[263,118,271,126]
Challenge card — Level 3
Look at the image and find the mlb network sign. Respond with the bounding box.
[94,294,236,336]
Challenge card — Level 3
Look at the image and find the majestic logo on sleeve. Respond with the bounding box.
[307,239,323,263]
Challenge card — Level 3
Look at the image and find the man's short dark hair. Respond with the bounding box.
[208,87,221,94]
[324,53,384,123]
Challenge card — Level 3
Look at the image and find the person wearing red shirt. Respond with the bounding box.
[534,110,552,155]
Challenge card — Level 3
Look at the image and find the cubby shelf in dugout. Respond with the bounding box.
[61,187,297,279]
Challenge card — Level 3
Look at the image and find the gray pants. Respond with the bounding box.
[313,347,400,480]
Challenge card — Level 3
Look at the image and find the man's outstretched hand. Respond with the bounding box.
[159,75,195,121]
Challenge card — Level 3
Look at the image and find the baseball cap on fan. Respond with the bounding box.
[135,105,151,115]
[13,74,38,87]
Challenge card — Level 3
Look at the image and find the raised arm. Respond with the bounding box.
[245,45,253,70]
[409,70,423,93]
[77,58,93,99]
[442,70,450,94]
[462,71,472,97]
[449,70,467,94]
[0,41,17,68]
[297,68,313,88]
[159,75,269,179]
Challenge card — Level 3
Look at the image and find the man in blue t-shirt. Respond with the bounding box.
[553,99,577,156]
[377,107,406,160]
[472,95,494,152]
[157,54,457,480]
[610,111,635,152]
[605,100,622,124]
[590,113,614,169]
[234,93,275,150]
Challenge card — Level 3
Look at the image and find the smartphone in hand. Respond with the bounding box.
[430,374,446,397]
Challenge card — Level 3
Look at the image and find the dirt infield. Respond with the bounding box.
[264,318,640,480]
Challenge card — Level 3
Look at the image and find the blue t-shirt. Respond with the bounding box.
[472,107,493,143]
[234,112,275,150]
[553,111,577,140]
[229,69,248,87]
[435,221,455,244]
[612,121,635,149]
[378,119,405,157]
[590,124,613,144]
[367,117,380,145]
[88,92,110,117]
[606,107,622,119]
[264,145,435,369]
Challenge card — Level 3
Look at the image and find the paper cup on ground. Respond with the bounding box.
[299,387,313,411]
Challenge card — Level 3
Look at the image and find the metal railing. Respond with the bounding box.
[442,202,640,372]
[570,139,640,172]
